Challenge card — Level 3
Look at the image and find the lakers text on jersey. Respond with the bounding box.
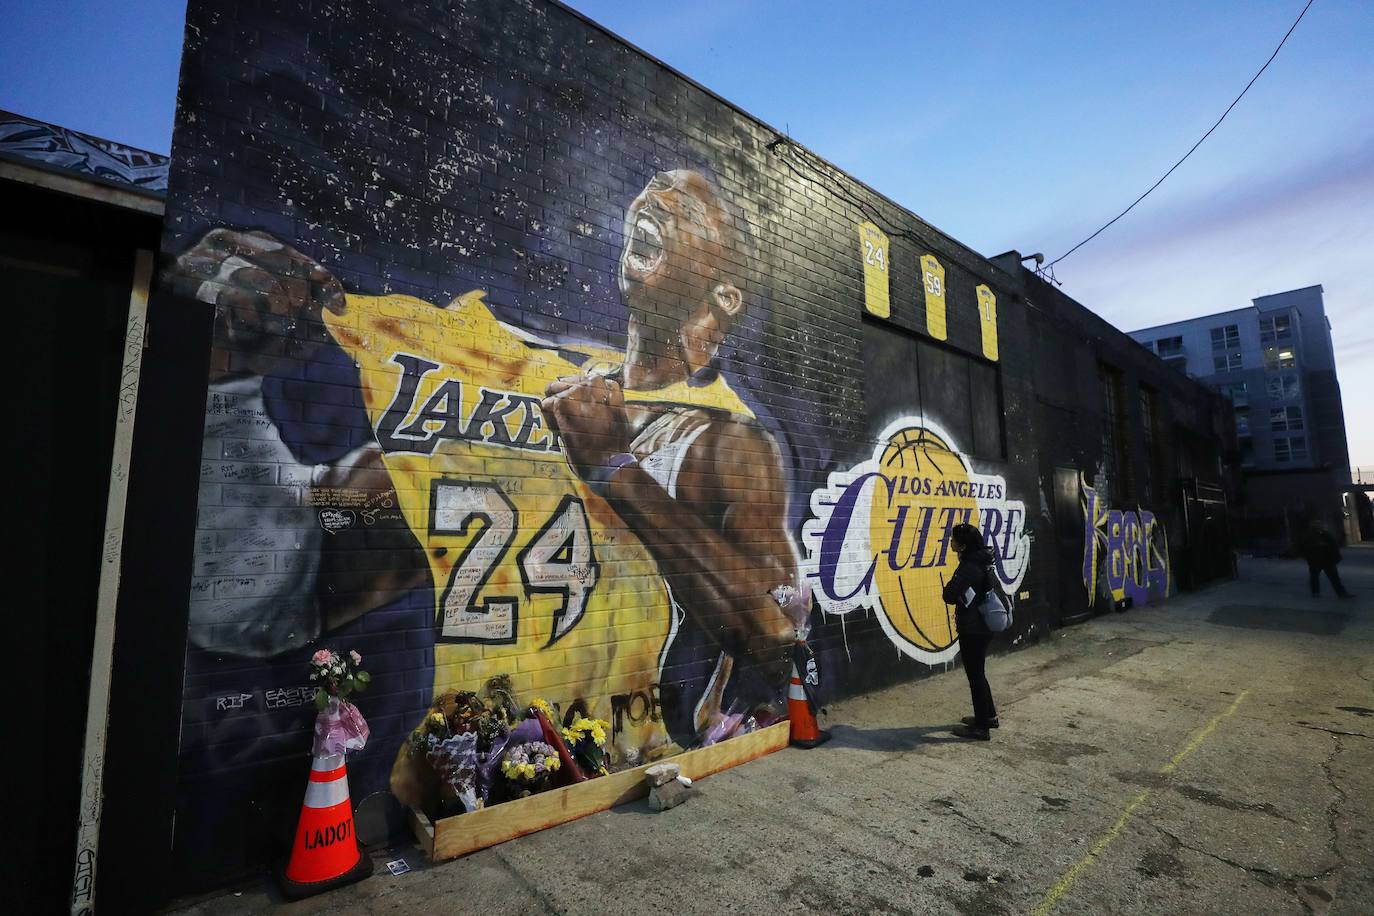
[323,291,752,762]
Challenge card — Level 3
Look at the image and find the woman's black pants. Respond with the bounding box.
[960,633,998,725]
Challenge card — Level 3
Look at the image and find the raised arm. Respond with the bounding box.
[541,375,800,676]
[164,227,346,380]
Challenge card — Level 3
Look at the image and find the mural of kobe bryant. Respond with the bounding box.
[168,168,811,782]
[541,168,811,741]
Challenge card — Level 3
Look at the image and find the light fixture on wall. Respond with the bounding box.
[1023,252,1061,287]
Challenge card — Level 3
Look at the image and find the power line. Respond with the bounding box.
[1048,0,1316,269]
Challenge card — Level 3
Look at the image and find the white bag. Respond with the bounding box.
[960,566,1013,633]
[975,587,1011,632]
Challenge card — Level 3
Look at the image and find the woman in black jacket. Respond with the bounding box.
[942,523,999,740]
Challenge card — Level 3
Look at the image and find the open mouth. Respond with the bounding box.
[625,213,664,275]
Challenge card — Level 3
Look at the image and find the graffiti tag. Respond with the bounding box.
[1080,474,1170,608]
[215,692,254,712]
[318,509,357,534]
[265,686,315,710]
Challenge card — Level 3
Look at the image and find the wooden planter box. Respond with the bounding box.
[409,721,790,861]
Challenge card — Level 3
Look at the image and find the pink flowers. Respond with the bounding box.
[306,647,372,711]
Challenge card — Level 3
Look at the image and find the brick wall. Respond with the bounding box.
[152,0,1227,886]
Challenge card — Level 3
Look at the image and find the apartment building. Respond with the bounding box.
[1129,286,1352,545]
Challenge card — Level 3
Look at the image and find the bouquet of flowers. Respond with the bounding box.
[500,741,561,797]
[309,648,370,710]
[484,674,522,725]
[425,730,480,816]
[304,648,370,758]
[561,715,611,776]
[398,679,596,814]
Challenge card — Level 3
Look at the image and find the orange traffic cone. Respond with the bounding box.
[279,752,373,899]
[788,642,831,749]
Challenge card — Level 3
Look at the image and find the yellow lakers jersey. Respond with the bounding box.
[323,290,752,761]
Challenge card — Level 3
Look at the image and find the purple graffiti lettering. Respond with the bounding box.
[1081,474,1171,608]
[999,508,1021,562]
[815,472,888,602]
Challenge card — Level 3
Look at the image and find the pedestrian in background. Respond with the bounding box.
[943,523,1000,740]
[1299,520,1352,598]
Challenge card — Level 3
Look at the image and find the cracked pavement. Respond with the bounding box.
[169,548,1374,915]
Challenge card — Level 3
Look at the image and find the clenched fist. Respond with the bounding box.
[540,374,632,480]
[165,228,346,378]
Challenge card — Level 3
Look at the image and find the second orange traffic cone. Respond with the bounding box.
[279,751,374,899]
[788,639,830,748]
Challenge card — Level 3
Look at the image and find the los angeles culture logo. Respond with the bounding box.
[802,418,1031,664]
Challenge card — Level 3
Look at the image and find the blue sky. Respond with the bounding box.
[2,0,1371,466]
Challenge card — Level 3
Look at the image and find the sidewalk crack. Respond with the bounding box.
[1152,824,1339,893]
[492,846,561,915]
[930,797,1022,848]
[1319,735,1350,868]
[1297,723,1372,740]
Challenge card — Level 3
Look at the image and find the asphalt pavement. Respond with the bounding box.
[169,547,1374,915]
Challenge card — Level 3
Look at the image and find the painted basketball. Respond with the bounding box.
[869,426,978,654]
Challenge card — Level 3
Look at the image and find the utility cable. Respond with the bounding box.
[1048,0,1315,268]
[766,138,999,286]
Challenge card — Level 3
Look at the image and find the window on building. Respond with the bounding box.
[1212,352,1243,373]
[1099,363,1132,500]
[1140,386,1164,503]
[1259,314,1293,345]
[1274,435,1308,463]
[1155,336,1183,357]
[1266,373,1300,400]
[1234,407,1250,436]
[1216,381,1248,405]
[1210,325,1240,350]
[1263,346,1297,370]
[1270,405,1304,432]
[861,321,1006,461]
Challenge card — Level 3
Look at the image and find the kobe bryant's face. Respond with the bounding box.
[619,170,732,321]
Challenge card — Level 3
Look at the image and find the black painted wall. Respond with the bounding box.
[127,0,1234,897]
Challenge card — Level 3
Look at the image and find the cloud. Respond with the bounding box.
[1048,147,1374,467]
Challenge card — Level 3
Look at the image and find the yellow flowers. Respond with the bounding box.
[499,757,559,781]
[562,715,610,748]
[529,697,555,721]
[501,761,544,780]
[500,740,560,785]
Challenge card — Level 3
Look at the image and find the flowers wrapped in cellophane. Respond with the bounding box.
[405,694,509,815]
[396,677,614,817]
[561,716,611,776]
[500,741,561,796]
[306,648,370,757]
[423,730,479,816]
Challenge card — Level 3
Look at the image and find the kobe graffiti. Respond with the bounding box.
[1079,473,1170,607]
[169,170,810,772]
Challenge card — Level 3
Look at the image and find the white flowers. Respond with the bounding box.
[306,647,371,710]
